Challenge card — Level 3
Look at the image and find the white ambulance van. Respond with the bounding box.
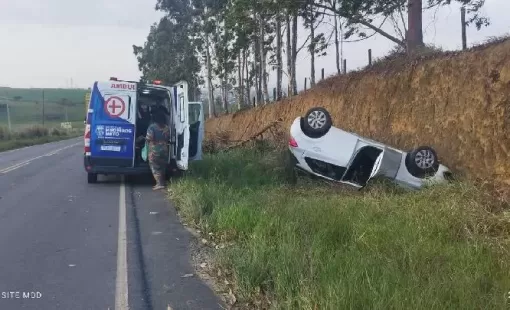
[83,78,204,183]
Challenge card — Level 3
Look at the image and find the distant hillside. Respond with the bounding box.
[0,87,88,104]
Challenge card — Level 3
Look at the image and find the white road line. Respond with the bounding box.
[1,162,30,173]
[1,138,81,154]
[115,177,129,310]
[0,142,81,174]
[2,145,32,154]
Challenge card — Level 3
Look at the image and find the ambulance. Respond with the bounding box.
[83,78,204,183]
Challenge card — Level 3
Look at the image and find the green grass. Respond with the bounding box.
[169,144,510,309]
[0,87,87,129]
[0,87,88,103]
[0,100,85,128]
[0,125,82,152]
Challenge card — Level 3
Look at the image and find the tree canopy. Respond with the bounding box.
[133,0,490,116]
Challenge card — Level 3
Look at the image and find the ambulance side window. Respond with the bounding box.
[189,104,201,125]
[179,96,185,122]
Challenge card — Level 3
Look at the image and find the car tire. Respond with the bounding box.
[405,146,440,178]
[87,173,98,184]
[301,107,332,138]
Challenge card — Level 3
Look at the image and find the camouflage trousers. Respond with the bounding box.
[148,151,168,186]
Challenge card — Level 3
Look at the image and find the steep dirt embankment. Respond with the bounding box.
[206,39,510,187]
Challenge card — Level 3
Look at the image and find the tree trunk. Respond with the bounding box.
[252,37,260,105]
[291,12,298,95]
[334,11,340,74]
[205,34,215,118]
[407,0,424,53]
[309,5,316,87]
[222,77,228,113]
[259,13,269,104]
[257,40,262,103]
[276,15,282,100]
[340,17,344,73]
[220,83,225,113]
[238,50,244,109]
[257,65,262,103]
[285,13,292,97]
[253,62,258,106]
[244,48,250,105]
[252,50,260,106]
[222,49,228,114]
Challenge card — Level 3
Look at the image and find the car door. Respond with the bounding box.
[88,81,137,167]
[368,147,403,181]
[173,81,190,170]
[188,101,204,161]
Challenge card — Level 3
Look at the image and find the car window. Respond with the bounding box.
[189,104,201,125]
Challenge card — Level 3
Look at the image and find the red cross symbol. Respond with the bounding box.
[104,96,125,117]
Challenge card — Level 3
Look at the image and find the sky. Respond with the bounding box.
[0,0,508,90]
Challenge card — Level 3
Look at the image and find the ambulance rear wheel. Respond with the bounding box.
[87,173,98,184]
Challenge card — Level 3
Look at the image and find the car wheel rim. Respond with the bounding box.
[307,111,327,129]
[414,149,435,169]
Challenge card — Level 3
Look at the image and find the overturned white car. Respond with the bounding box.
[288,107,453,189]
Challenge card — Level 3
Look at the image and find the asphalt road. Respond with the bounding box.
[0,138,223,310]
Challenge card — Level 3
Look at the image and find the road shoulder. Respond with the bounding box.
[126,179,224,310]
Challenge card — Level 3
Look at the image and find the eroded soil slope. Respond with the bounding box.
[206,39,510,187]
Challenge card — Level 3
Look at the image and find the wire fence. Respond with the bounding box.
[0,99,85,132]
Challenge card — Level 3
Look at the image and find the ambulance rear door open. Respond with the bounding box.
[86,81,137,168]
[188,101,204,161]
[173,81,190,170]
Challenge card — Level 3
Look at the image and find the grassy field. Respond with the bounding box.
[169,143,510,309]
[0,87,86,151]
[0,87,87,130]
[0,87,88,103]
[0,125,82,152]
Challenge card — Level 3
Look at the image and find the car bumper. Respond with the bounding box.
[393,163,453,190]
[290,117,304,138]
[288,146,309,171]
[84,156,151,175]
[428,164,453,183]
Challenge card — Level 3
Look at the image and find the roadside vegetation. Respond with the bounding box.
[169,142,510,309]
[0,87,87,104]
[0,125,82,152]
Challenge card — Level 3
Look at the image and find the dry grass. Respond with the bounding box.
[0,125,81,152]
[204,36,510,193]
[169,145,510,309]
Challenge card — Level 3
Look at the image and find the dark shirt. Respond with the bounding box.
[136,112,151,140]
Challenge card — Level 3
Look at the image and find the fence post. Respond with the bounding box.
[460,7,467,50]
[273,88,276,101]
[321,68,325,80]
[368,49,372,66]
[42,89,45,126]
[304,78,307,91]
[252,96,255,107]
[6,103,11,132]
[343,59,347,74]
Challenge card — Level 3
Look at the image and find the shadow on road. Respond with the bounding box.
[89,171,184,188]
